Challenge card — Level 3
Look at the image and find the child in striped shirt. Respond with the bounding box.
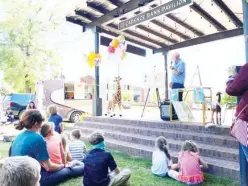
[69,129,87,162]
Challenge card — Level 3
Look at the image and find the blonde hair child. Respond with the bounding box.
[168,140,208,185]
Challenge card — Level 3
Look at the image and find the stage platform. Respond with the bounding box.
[66,116,239,181]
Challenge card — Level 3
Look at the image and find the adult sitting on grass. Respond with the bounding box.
[10,110,78,186]
[0,156,41,186]
[48,105,63,134]
[40,122,84,179]
[83,132,131,186]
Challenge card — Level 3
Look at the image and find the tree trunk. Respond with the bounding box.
[25,74,31,93]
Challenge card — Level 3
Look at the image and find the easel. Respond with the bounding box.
[141,88,161,117]
[141,66,161,117]
[184,65,202,99]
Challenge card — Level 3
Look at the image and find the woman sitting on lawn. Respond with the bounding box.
[10,110,83,186]
[40,122,84,169]
[168,140,208,185]
[151,136,173,177]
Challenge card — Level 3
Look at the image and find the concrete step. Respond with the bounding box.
[83,117,230,136]
[77,133,240,181]
[67,127,239,162]
[77,121,238,148]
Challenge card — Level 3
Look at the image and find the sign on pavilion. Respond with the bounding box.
[118,0,193,30]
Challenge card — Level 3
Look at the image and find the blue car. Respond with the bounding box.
[2,93,35,118]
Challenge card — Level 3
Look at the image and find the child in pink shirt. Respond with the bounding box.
[168,140,208,185]
[40,122,65,164]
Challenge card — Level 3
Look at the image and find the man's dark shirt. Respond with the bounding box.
[83,149,117,186]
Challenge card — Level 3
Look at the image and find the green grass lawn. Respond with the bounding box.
[0,141,239,186]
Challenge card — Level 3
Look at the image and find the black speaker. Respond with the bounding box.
[160,100,178,121]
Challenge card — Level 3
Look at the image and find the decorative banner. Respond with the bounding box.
[118,0,193,30]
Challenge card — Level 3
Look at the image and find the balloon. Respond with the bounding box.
[88,52,96,64]
[108,46,115,54]
[112,39,120,49]
[119,41,127,51]
[94,58,101,66]
[121,52,127,60]
[94,54,102,67]
[88,60,95,68]
[115,46,122,56]
[117,35,125,42]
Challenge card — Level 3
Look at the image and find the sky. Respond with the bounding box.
[48,21,245,94]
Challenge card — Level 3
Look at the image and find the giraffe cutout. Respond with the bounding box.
[105,76,122,117]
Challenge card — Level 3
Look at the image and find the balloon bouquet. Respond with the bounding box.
[87,52,102,68]
[108,35,127,60]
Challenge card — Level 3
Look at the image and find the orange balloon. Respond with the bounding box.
[112,39,120,49]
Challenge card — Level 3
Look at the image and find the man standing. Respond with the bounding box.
[170,52,185,101]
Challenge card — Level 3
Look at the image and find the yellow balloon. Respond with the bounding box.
[112,39,120,49]
[88,52,96,63]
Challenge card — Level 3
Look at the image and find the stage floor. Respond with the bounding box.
[103,105,233,127]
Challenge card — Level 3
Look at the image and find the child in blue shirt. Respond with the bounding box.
[83,132,131,186]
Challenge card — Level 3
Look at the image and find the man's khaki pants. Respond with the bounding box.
[108,169,131,186]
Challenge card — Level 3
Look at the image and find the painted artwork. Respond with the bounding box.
[169,89,179,102]
[173,102,195,122]
[193,88,205,103]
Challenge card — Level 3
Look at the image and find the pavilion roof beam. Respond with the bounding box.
[101,28,155,49]
[75,9,96,21]
[136,25,178,43]
[108,0,123,7]
[66,16,86,27]
[153,28,243,53]
[212,0,243,28]
[107,23,165,47]
[86,0,155,27]
[166,14,204,37]
[150,20,191,40]
[190,2,227,31]
[86,1,109,15]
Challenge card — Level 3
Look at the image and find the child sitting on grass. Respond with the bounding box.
[168,140,208,185]
[151,136,173,177]
[61,134,84,167]
[69,129,87,162]
[83,132,131,186]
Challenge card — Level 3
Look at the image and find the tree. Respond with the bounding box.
[222,93,237,109]
[0,0,80,92]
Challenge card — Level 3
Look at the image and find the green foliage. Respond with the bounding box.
[0,0,78,92]
[222,93,237,109]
